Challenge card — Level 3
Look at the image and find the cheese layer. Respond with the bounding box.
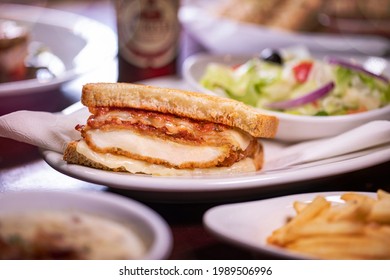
[76,140,257,176]
[86,129,223,166]
[85,127,251,168]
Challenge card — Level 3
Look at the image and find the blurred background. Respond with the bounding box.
[212,0,390,36]
[1,0,389,79]
[3,0,390,34]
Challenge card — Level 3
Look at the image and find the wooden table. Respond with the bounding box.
[1,0,390,260]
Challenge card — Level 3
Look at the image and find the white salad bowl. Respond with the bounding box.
[183,53,390,143]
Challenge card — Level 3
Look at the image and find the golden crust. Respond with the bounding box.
[81,83,278,138]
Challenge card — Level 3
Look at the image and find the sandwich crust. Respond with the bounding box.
[82,83,278,138]
[64,141,128,172]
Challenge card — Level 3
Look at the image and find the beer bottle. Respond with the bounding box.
[115,0,180,82]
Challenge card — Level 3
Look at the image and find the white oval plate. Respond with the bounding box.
[0,4,117,96]
[183,53,390,142]
[203,191,376,259]
[0,190,172,259]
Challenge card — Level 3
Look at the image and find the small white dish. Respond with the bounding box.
[203,191,376,259]
[0,190,172,259]
[0,4,117,96]
[183,53,390,142]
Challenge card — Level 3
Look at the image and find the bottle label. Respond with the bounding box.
[116,0,179,68]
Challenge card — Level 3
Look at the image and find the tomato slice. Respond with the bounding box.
[231,63,242,70]
[293,61,313,83]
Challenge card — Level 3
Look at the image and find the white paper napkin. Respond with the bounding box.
[0,109,389,169]
[265,120,390,169]
[0,109,88,153]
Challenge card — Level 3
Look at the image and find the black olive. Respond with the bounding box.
[260,48,283,65]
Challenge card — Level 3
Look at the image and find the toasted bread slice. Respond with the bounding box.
[81,83,278,138]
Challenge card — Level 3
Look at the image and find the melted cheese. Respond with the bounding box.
[86,130,223,166]
[76,140,256,176]
[227,129,251,150]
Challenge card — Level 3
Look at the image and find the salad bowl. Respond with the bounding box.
[183,52,390,143]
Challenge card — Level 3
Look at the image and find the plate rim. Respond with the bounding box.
[0,3,117,96]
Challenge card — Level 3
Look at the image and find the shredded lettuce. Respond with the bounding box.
[200,56,389,116]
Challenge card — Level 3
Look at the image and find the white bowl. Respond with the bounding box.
[0,190,172,260]
[183,53,390,143]
[0,4,117,96]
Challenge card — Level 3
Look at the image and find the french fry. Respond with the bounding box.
[365,224,390,243]
[341,192,375,204]
[293,201,308,214]
[377,189,390,201]
[321,202,356,221]
[266,189,390,260]
[368,199,390,223]
[267,196,329,245]
[286,235,390,260]
[328,199,372,222]
[287,196,330,228]
[340,193,374,220]
[288,220,364,237]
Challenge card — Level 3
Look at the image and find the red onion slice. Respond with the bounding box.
[326,57,389,83]
[266,81,335,110]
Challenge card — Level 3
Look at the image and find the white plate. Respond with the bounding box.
[179,0,390,56]
[183,53,390,142]
[0,4,117,96]
[41,106,390,202]
[203,191,376,259]
[0,190,172,260]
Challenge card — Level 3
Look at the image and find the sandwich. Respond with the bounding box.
[63,83,278,176]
